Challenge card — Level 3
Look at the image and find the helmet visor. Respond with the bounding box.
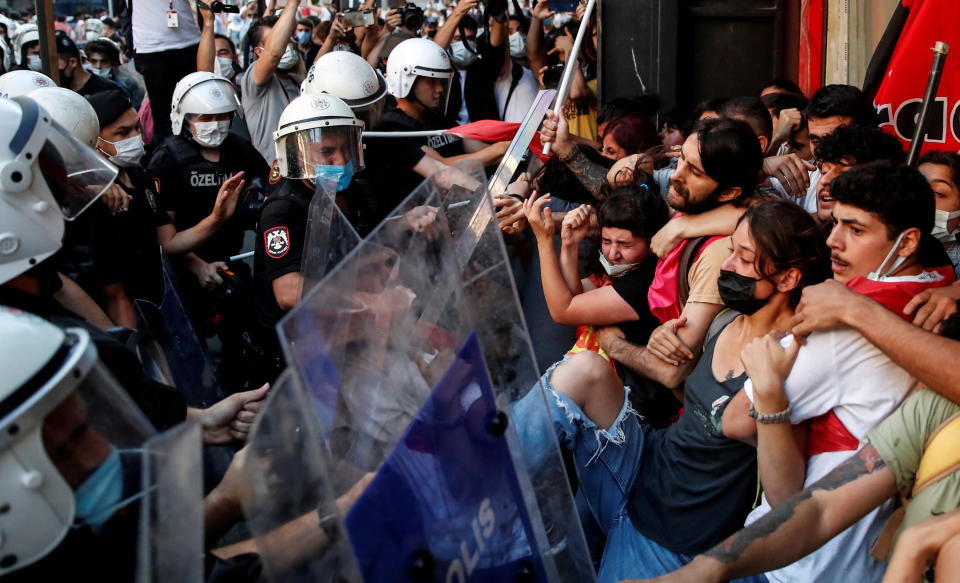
[277,125,365,180]
[38,119,119,220]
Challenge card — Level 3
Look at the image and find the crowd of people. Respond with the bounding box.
[1,0,960,581]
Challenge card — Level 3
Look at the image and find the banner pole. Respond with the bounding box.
[906,41,949,166]
[542,0,597,156]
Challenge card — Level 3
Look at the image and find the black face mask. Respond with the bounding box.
[718,269,769,315]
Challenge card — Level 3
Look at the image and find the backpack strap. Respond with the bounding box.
[871,407,960,561]
[677,235,711,307]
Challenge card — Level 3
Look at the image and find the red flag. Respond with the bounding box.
[873,0,960,153]
[444,120,551,162]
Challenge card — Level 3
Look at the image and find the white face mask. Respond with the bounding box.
[508,31,526,59]
[99,133,145,168]
[449,40,478,68]
[867,230,908,281]
[26,54,42,71]
[90,66,110,77]
[277,43,299,70]
[191,119,231,148]
[598,252,639,278]
[217,56,236,80]
[932,208,960,242]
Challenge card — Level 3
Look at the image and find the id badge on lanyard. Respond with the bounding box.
[167,0,179,28]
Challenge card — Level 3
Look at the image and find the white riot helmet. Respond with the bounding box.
[0,307,202,578]
[274,94,364,182]
[170,71,241,136]
[301,51,387,111]
[0,70,55,99]
[385,37,453,113]
[0,96,118,285]
[26,87,100,148]
[12,24,38,65]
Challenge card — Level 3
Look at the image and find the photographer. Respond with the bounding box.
[362,1,422,70]
[434,0,507,125]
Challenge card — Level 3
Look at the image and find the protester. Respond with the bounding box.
[513,199,829,581]
[730,162,951,583]
[56,30,121,96]
[83,37,145,108]
[919,151,960,278]
[240,1,304,162]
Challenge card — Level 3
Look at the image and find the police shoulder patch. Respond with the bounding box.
[264,226,291,259]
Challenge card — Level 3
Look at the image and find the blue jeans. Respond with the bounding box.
[512,359,767,583]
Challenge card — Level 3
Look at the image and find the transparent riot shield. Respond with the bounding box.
[137,422,204,583]
[488,89,556,196]
[0,319,203,581]
[300,176,362,297]
[276,161,595,582]
[133,252,226,409]
[241,368,364,582]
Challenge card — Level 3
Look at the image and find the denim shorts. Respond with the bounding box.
[513,358,767,583]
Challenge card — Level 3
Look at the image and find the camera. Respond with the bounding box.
[397,5,424,32]
[197,0,240,14]
[541,63,563,90]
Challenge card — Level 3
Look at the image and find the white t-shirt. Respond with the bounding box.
[800,167,821,213]
[743,325,916,583]
[494,66,539,124]
[132,0,200,54]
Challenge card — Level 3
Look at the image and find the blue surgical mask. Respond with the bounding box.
[295,30,311,45]
[314,158,355,192]
[73,447,123,533]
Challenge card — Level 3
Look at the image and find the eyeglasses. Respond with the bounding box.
[814,159,853,173]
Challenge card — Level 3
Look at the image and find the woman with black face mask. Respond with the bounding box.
[511,198,830,580]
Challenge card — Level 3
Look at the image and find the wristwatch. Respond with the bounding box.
[316,510,340,541]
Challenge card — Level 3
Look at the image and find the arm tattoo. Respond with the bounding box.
[559,147,608,199]
[704,445,887,564]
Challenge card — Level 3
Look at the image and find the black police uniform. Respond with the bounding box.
[364,108,465,222]
[54,166,169,307]
[148,133,270,263]
[253,177,315,330]
[0,285,186,430]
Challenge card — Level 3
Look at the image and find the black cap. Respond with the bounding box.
[86,89,134,128]
[55,30,79,57]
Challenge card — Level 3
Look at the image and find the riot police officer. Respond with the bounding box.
[253,93,364,336]
[148,72,269,292]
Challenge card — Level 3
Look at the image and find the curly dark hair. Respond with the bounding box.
[830,160,935,240]
[815,124,905,166]
[736,199,831,306]
[598,184,670,241]
[84,39,120,66]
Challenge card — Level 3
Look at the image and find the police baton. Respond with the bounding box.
[906,41,949,166]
